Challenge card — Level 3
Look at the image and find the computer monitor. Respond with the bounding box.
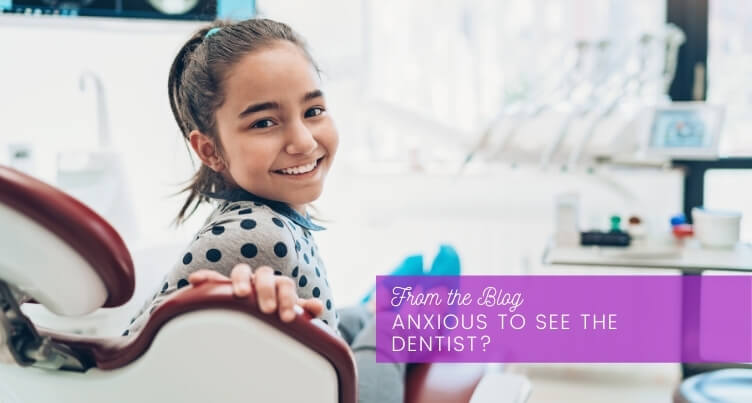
[641,102,725,160]
[0,0,255,20]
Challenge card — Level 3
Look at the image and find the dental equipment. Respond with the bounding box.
[460,43,586,170]
[461,22,689,172]
[489,41,593,165]
[566,35,653,169]
[567,24,687,169]
[539,39,619,169]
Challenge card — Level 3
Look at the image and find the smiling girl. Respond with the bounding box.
[125,19,405,403]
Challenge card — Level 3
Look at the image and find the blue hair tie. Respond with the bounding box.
[205,27,221,39]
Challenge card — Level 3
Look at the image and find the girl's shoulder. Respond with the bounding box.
[196,200,299,245]
[179,201,306,274]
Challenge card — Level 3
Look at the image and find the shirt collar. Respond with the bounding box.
[204,188,326,231]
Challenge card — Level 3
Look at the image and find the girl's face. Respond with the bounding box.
[200,41,338,212]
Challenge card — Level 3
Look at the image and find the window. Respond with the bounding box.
[708,0,752,156]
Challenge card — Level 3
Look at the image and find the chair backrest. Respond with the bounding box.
[23,282,358,403]
[0,165,134,316]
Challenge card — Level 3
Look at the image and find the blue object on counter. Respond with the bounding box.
[671,213,687,226]
[677,369,752,402]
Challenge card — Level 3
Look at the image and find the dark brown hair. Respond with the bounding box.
[168,18,318,225]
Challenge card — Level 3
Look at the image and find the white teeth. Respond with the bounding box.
[279,160,318,175]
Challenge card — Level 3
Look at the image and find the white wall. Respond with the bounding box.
[0,16,206,245]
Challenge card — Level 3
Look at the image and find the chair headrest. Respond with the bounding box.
[0,165,134,315]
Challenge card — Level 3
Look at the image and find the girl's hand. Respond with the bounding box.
[188,264,324,322]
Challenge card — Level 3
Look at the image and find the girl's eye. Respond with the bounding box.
[304,107,325,118]
[251,119,275,129]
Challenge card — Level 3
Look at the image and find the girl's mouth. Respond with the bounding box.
[274,157,325,176]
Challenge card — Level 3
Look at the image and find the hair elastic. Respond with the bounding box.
[205,27,221,39]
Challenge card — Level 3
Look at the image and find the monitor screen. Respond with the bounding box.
[650,109,711,149]
[0,0,255,20]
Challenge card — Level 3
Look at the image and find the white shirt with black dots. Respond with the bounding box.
[126,200,338,335]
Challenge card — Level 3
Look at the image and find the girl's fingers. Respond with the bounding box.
[188,269,229,285]
[230,264,253,297]
[299,298,324,317]
[190,266,324,323]
[254,266,277,313]
[276,277,297,322]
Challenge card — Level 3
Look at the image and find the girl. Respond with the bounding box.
[126,18,405,403]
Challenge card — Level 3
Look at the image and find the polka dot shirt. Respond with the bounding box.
[126,193,338,335]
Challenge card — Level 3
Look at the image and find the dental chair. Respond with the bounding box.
[0,165,531,403]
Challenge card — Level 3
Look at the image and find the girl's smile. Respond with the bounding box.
[273,155,326,176]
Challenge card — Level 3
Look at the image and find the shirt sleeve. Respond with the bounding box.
[124,206,300,335]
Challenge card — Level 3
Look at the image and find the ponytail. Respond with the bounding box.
[167,22,230,225]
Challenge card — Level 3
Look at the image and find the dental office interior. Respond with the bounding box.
[1,0,752,402]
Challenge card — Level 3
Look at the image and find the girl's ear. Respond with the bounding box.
[189,130,226,172]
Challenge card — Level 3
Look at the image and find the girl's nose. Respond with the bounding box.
[285,120,317,155]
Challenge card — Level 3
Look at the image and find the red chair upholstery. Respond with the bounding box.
[0,165,133,308]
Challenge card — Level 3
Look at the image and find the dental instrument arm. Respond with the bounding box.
[662,23,687,94]
[567,24,686,169]
[461,42,584,169]
[567,34,655,168]
[492,40,592,164]
[540,40,616,169]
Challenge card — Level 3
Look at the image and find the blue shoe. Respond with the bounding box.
[361,254,424,304]
[427,244,461,276]
[426,244,461,317]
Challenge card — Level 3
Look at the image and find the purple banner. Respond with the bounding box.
[375,275,752,363]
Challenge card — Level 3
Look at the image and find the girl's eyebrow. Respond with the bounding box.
[237,90,323,119]
[238,101,279,118]
[302,89,324,103]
